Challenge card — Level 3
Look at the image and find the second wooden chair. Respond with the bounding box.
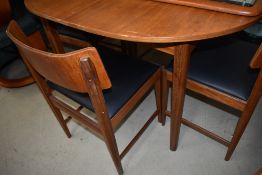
[161,36,262,161]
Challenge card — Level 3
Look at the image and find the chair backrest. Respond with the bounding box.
[6,20,111,93]
[250,44,262,69]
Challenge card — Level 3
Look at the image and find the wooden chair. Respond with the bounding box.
[7,20,161,175]
[161,36,262,160]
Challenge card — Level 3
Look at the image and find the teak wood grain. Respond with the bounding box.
[7,21,111,92]
[25,0,261,43]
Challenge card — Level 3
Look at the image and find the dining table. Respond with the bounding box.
[24,0,262,151]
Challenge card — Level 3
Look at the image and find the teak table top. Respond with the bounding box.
[25,0,261,43]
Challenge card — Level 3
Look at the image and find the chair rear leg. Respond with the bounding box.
[36,85,71,138]
[51,104,72,138]
[226,66,262,160]
[161,71,169,125]
[155,78,162,124]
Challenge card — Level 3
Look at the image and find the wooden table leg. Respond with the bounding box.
[170,43,192,151]
[121,41,137,57]
[40,18,64,53]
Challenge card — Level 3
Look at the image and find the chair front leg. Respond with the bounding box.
[102,126,124,175]
[226,74,262,160]
[226,98,260,160]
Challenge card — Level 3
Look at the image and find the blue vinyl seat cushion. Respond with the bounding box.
[167,37,259,101]
[47,46,159,118]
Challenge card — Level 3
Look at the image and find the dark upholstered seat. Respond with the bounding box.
[167,38,260,100]
[48,46,158,118]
